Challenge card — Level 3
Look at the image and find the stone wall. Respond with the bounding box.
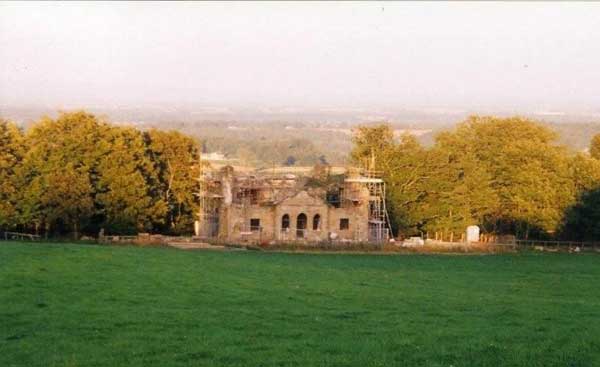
[275,193,330,242]
[222,204,276,243]
[219,189,370,243]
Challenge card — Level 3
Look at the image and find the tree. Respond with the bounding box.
[350,117,581,240]
[16,111,105,236]
[590,134,600,160]
[562,188,600,241]
[568,153,600,194]
[350,124,395,166]
[434,116,573,238]
[422,131,499,235]
[39,164,95,238]
[351,125,430,235]
[382,134,431,235]
[145,129,199,233]
[1,110,206,236]
[560,154,600,239]
[0,119,23,229]
[96,126,167,234]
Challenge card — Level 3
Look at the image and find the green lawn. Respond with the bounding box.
[1,242,599,367]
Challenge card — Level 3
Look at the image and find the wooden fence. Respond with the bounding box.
[2,231,42,241]
[515,239,600,252]
[424,231,600,253]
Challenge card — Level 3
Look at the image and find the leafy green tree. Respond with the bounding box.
[422,131,499,235]
[351,125,429,235]
[350,124,395,167]
[351,117,581,240]
[452,116,574,238]
[562,188,600,241]
[383,134,431,235]
[560,154,600,239]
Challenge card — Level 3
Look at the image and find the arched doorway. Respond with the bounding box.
[313,214,321,230]
[296,213,307,238]
[281,214,290,231]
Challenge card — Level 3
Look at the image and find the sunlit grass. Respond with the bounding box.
[1,242,599,367]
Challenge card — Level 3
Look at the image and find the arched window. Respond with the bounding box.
[296,213,307,238]
[313,214,321,230]
[281,214,290,230]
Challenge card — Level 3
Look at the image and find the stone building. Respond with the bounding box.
[197,165,390,244]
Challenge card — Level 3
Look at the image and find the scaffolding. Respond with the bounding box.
[366,170,391,243]
[196,152,221,238]
[344,150,394,243]
[196,151,392,243]
[344,172,391,242]
[198,165,292,239]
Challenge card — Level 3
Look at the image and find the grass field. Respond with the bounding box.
[1,242,599,367]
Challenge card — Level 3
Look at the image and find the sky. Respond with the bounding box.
[1,1,600,113]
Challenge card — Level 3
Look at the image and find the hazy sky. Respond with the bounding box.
[1,1,600,112]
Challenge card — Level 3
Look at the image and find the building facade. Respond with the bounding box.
[198,166,389,244]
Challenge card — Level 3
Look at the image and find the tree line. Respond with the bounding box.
[2,112,600,241]
[351,116,600,241]
[0,111,200,237]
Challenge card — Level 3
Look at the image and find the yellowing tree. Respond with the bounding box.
[424,130,499,235]
[96,126,167,234]
[3,110,207,236]
[590,134,600,160]
[351,125,432,235]
[0,119,23,229]
[17,111,105,236]
[39,164,94,238]
[146,129,200,233]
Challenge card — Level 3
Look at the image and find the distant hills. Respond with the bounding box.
[2,105,599,165]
